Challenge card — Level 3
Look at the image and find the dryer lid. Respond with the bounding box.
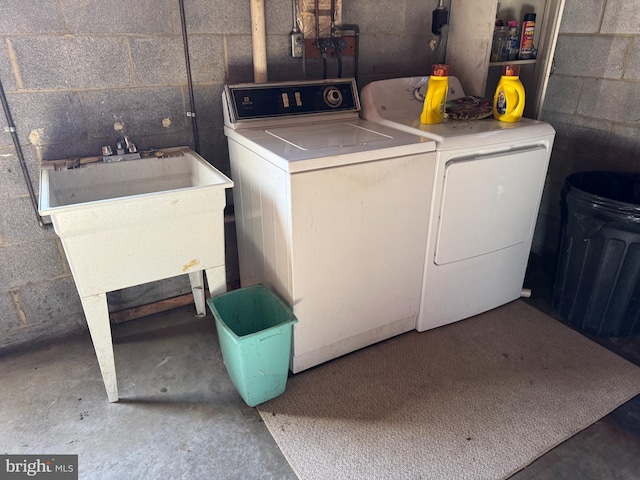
[360,76,555,149]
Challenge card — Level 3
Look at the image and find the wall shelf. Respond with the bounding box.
[446,0,565,119]
[489,59,537,67]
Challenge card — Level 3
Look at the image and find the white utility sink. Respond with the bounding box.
[39,146,233,402]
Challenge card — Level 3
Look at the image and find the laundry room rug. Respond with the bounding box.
[257,300,640,480]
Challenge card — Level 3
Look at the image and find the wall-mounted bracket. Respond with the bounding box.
[303,36,356,59]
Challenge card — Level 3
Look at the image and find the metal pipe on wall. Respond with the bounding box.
[332,23,359,82]
[250,0,268,83]
[178,0,201,153]
[291,0,297,29]
[0,76,51,229]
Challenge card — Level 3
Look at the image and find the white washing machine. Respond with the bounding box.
[360,76,555,332]
[222,78,437,373]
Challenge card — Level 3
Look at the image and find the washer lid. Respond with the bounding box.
[265,122,392,151]
[224,118,436,173]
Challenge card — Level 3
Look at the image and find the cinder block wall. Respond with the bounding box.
[534,0,640,256]
[0,0,436,350]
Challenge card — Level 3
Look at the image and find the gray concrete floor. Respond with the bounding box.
[0,309,296,480]
[1,253,639,479]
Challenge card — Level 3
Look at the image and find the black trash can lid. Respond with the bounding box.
[566,171,640,216]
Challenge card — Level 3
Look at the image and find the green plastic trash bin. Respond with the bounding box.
[206,285,297,407]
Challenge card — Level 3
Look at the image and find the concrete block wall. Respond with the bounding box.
[535,0,640,256]
[0,0,438,351]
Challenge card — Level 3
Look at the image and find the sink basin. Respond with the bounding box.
[38,146,233,402]
[41,147,229,211]
[39,146,233,297]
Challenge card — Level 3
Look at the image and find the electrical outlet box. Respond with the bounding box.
[290,32,304,58]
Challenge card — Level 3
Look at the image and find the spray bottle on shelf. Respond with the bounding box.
[507,21,520,60]
[420,64,449,125]
[493,65,525,122]
[519,13,536,59]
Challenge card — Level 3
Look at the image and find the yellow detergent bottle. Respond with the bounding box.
[421,64,449,124]
[493,65,525,122]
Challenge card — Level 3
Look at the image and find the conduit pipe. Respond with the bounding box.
[178,0,200,153]
[250,0,268,83]
[332,23,359,82]
[0,76,51,229]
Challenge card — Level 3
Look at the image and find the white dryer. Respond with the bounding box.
[361,76,555,332]
[223,79,437,373]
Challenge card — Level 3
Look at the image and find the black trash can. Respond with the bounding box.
[553,171,640,337]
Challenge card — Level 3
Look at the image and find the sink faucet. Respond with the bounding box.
[116,134,137,154]
[102,134,140,162]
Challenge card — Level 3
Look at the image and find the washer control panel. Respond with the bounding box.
[225,78,359,122]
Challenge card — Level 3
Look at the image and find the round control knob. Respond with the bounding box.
[323,87,343,108]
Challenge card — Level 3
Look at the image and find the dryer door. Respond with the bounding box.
[434,146,547,265]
